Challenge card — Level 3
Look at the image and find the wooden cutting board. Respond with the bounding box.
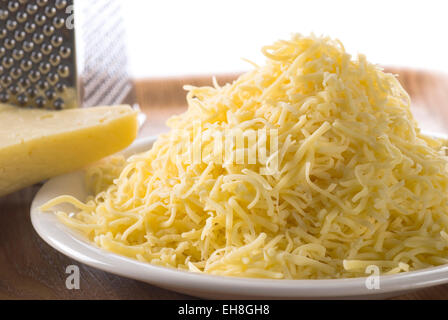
[1,68,448,299]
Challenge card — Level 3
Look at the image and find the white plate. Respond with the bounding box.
[31,135,448,299]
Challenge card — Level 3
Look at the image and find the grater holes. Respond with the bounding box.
[38,61,50,74]
[28,70,41,82]
[42,24,54,36]
[0,91,10,103]
[47,72,58,85]
[14,29,25,41]
[35,96,46,108]
[45,88,55,100]
[6,19,18,31]
[55,82,65,93]
[22,40,34,52]
[36,79,49,91]
[48,53,60,66]
[50,35,62,47]
[40,42,52,55]
[25,4,38,15]
[36,0,48,7]
[26,86,38,98]
[20,59,32,71]
[24,21,35,33]
[12,48,24,60]
[32,32,44,44]
[1,0,75,109]
[34,13,46,26]
[18,77,30,89]
[59,45,70,58]
[10,67,22,79]
[30,51,42,62]
[8,84,20,95]
[7,1,20,13]
[0,74,12,86]
[55,0,67,10]
[57,64,69,78]
[16,92,28,106]
[53,97,64,109]
[16,11,27,23]
[0,9,9,20]
[2,56,14,68]
[44,6,56,18]
[52,16,64,29]
[3,37,15,49]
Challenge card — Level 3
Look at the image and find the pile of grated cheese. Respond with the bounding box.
[42,34,448,279]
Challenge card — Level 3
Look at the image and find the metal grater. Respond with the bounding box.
[0,0,136,110]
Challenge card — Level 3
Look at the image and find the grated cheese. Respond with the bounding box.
[41,34,448,279]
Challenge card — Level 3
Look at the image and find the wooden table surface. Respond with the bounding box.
[1,68,448,300]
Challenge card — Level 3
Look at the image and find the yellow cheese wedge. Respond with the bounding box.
[0,104,138,196]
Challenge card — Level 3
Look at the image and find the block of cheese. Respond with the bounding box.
[0,104,138,196]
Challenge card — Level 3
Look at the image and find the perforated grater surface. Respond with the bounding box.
[0,0,136,110]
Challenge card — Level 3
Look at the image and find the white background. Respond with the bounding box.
[122,0,448,78]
